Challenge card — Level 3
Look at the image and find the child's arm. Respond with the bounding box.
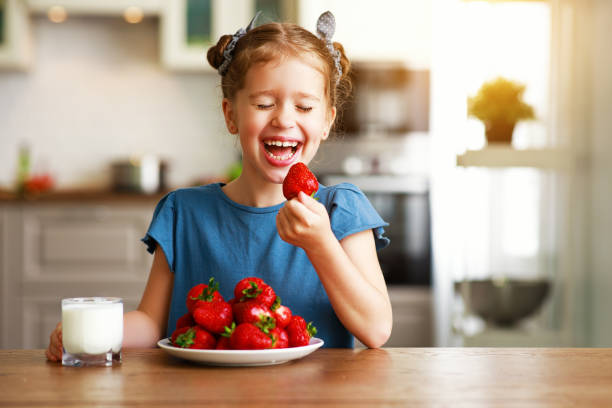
[124,243,174,348]
[276,192,393,348]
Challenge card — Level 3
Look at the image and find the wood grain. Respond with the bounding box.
[1,348,611,407]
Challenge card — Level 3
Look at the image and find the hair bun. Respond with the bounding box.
[207,35,233,70]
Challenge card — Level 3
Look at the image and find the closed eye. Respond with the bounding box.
[297,106,313,112]
[256,104,274,110]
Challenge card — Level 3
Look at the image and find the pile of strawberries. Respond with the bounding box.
[170,277,317,350]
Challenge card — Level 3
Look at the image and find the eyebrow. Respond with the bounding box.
[248,91,321,102]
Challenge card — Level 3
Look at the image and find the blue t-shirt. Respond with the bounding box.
[141,182,389,348]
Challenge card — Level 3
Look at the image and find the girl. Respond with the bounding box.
[46,11,391,360]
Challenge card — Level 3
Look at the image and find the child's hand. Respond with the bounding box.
[45,322,62,362]
[276,191,334,251]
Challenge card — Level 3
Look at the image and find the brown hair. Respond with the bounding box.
[207,22,352,120]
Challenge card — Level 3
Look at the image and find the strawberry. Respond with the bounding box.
[192,298,233,334]
[269,327,289,349]
[270,296,292,329]
[186,277,224,313]
[173,326,216,349]
[170,326,191,346]
[176,312,195,329]
[234,277,264,299]
[229,322,273,350]
[286,315,317,347]
[216,336,231,350]
[216,322,235,350]
[232,299,274,325]
[234,277,276,307]
[282,162,318,200]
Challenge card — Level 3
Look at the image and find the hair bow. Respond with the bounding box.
[218,11,262,76]
[316,11,342,82]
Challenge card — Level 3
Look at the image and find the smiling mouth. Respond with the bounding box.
[263,140,300,161]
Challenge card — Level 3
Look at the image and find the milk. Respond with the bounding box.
[62,298,123,355]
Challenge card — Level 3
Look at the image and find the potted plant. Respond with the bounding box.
[468,77,535,144]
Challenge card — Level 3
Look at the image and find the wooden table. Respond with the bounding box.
[1,348,612,407]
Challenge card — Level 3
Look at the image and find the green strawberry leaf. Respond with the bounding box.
[221,322,236,338]
[175,328,196,348]
[306,322,317,337]
[271,296,281,311]
[240,281,262,301]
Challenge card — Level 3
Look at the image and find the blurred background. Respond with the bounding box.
[0,0,610,349]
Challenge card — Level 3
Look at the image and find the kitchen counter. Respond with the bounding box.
[1,348,612,407]
[0,188,169,203]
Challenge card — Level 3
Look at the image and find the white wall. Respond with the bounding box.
[0,16,237,190]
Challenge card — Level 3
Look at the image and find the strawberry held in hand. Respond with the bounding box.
[282,162,319,200]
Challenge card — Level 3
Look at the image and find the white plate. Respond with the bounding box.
[157,337,324,366]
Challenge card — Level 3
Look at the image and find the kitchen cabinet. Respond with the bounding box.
[161,0,297,72]
[355,286,433,348]
[0,201,155,349]
[21,0,296,72]
[0,0,31,70]
[297,0,431,68]
[385,286,432,347]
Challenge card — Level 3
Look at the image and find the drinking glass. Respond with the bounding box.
[61,297,123,367]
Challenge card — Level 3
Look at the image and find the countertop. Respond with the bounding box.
[1,348,612,407]
[0,189,169,203]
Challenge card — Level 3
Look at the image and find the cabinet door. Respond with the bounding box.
[161,0,297,71]
[161,0,247,71]
[7,204,154,349]
[21,205,152,283]
[0,0,31,70]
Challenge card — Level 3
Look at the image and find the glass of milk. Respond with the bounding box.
[62,297,123,367]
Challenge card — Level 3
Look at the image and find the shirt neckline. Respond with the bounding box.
[213,183,286,214]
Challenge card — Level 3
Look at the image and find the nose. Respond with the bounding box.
[271,103,295,129]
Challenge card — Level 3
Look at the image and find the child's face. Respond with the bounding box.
[223,56,336,185]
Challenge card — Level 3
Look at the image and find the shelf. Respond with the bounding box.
[456,146,571,169]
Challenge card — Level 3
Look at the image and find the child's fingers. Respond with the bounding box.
[297,191,326,214]
[45,348,56,362]
[45,345,60,362]
[284,196,313,221]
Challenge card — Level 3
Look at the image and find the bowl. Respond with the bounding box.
[454,279,551,326]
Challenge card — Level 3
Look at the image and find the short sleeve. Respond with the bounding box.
[141,192,176,272]
[324,183,390,250]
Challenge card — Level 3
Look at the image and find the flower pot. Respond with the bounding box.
[485,120,515,144]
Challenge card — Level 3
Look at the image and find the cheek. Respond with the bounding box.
[239,112,266,137]
[305,114,329,137]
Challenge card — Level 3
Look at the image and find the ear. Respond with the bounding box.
[222,98,239,134]
[323,106,337,141]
